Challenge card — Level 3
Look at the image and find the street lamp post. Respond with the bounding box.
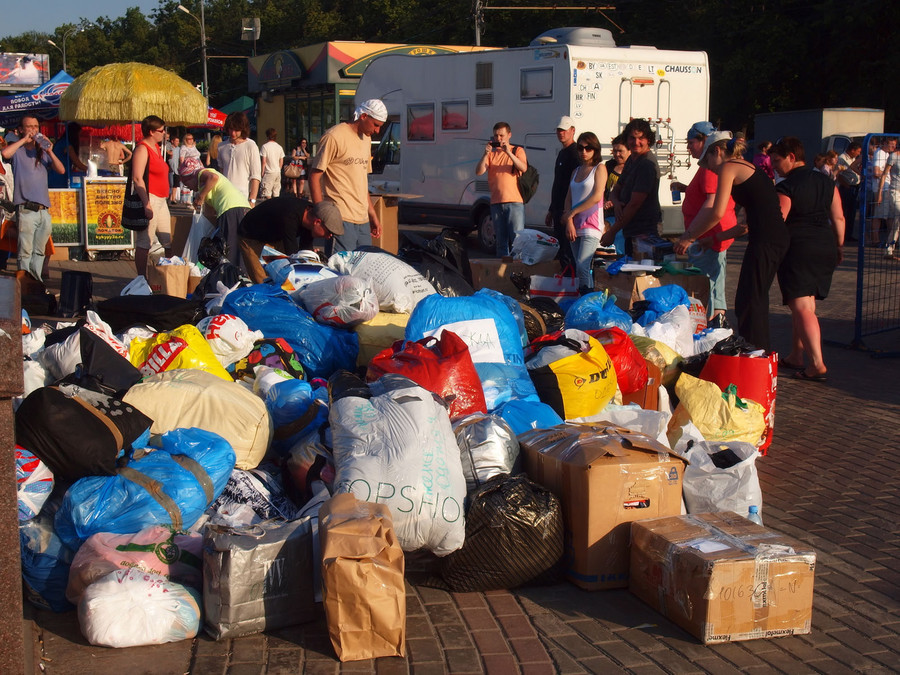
[178,1,209,102]
[47,22,90,73]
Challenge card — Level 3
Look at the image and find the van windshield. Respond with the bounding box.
[372,120,400,174]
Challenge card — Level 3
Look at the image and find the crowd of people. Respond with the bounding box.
[1,99,893,385]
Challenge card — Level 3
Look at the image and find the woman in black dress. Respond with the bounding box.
[674,131,790,353]
[769,137,845,382]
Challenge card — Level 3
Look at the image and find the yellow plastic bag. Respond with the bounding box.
[129,324,232,381]
[629,335,683,387]
[668,373,766,447]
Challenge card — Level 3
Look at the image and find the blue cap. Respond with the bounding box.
[687,121,716,141]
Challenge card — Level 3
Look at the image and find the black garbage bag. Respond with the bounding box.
[191,260,243,301]
[399,230,474,297]
[437,473,564,592]
[522,296,565,335]
[95,294,206,333]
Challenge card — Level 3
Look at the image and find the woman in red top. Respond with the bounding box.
[131,115,172,277]
[671,122,738,328]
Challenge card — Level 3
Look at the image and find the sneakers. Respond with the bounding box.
[707,314,730,329]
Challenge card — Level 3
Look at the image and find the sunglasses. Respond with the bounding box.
[577,145,594,152]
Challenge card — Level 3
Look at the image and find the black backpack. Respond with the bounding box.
[514,146,540,203]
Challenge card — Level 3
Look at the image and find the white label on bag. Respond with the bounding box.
[424,319,504,364]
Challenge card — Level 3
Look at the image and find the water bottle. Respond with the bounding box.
[747,505,763,526]
[671,188,682,205]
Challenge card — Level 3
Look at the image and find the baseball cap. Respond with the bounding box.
[556,116,575,131]
[687,121,716,141]
[354,99,388,123]
[178,157,204,177]
[700,130,733,160]
[312,200,345,236]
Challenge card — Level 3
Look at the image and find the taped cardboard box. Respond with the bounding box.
[469,257,561,299]
[594,269,710,313]
[629,511,815,644]
[519,423,686,590]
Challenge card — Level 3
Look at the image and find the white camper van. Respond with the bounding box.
[356,27,710,250]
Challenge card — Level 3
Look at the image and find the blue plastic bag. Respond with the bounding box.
[565,291,633,333]
[266,379,330,453]
[20,499,75,613]
[496,399,564,436]
[636,285,691,327]
[477,288,528,348]
[222,284,359,380]
[406,293,538,410]
[55,428,236,551]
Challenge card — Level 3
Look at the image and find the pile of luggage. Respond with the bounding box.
[13,238,811,655]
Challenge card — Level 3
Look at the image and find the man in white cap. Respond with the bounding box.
[310,98,386,255]
[545,115,579,267]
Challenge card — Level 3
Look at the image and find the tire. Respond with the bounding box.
[476,207,495,253]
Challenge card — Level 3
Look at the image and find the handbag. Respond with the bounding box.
[121,158,150,231]
[284,164,302,179]
[529,266,580,309]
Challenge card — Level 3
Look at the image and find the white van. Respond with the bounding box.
[356,27,710,250]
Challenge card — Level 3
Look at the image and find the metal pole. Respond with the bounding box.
[200,0,209,100]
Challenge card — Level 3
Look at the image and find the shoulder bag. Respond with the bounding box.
[121,149,151,231]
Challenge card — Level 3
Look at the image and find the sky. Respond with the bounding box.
[1,1,160,39]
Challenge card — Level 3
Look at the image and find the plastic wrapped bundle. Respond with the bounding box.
[452,413,520,494]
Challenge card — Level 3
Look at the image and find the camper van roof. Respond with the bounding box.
[530,27,616,48]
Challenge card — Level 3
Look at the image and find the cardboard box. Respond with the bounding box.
[469,257,561,299]
[629,512,816,644]
[594,269,710,313]
[371,196,399,254]
[632,234,675,264]
[519,423,686,590]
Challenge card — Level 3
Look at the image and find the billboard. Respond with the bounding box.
[0,53,50,91]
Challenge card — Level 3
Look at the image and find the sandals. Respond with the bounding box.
[780,358,805,370]
[793,370,827,383]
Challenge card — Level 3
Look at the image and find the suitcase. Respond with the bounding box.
[58,270,93,318]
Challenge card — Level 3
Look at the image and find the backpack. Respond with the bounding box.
[514,146,540,203]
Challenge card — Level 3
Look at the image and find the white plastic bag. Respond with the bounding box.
[682,441,763,519]
[574,403,671,448]
[182,212,216,263]
[78,568,201,648]
[298,275,379,327]
[328,250,436,314]
[330,373,466,556]
[39,312,129,381]
[642,304,695,357]
[511,229,559,265]
[195,314,263,367]
[121,275,153,296]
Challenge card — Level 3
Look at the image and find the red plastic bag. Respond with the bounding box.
[366,330,487,421]
[529,327,648,395]
[699,352,777,454]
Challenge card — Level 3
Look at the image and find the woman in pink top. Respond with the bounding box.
[562,132,607,293]
[130,115,172,277]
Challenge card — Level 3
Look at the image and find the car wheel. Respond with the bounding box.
[476,207,495,253]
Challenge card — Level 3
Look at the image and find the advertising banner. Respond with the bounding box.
[83,179,133,249]
[49,188,81,245]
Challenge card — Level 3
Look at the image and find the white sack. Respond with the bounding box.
[328,250,436,314]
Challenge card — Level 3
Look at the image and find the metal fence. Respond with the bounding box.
[852,132,900,355]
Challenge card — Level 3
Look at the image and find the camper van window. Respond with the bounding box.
[371,120,400,174]
[442,101,469,131]
[521,68,553,100]
[476,62,493,90]
[407,103,435,142]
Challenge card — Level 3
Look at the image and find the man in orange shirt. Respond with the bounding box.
[475,121,527,257]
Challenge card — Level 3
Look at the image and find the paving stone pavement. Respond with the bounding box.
[22,239,900,674]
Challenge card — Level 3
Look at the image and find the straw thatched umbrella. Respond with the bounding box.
[59,62,208,126]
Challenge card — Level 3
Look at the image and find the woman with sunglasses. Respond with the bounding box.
[130,115,172,277]
[562,132,607,294]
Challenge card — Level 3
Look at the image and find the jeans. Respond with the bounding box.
[491,202,524,257]
[17,206,52,281]
[688,246,727,314]
[572,231,601,290]
[325,221,371,257]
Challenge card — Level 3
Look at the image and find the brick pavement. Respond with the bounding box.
[21,239,900,674]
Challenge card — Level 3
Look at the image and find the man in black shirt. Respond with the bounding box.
[545,116,581,268]
[237,196,343,283]
[602,119,661,255]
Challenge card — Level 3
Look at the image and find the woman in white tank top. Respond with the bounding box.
[563,132,607,292]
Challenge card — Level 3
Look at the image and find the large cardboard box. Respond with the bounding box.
[469,258,561,299]
[594,269,710,313]
[519,423,686,590]
[629,512,816,644]
[371,195,400,254]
